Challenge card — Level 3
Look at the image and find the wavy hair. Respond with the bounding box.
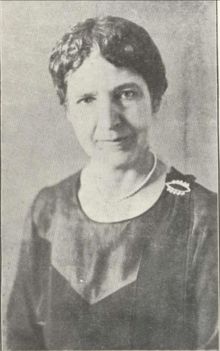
[49,16,168,112]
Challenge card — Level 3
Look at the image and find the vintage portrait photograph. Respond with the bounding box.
[2,1,219,350]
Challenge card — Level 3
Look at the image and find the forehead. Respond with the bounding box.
[66,52,148,95]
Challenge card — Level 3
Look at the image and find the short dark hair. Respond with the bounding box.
[49,16,168,112]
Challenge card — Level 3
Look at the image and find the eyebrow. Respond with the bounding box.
[112,83,142,94]
[75,83,142,99]
[75,92,97,102]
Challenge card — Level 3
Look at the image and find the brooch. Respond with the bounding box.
[165,180,191,196]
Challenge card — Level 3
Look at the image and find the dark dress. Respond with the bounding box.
[7,168,218,350]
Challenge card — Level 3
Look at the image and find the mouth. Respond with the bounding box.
[97,136,130,143]
[95,136,132,151]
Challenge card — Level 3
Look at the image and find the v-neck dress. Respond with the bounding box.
[7,168,218,350]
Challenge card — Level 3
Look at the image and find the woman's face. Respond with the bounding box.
[66,52,154,169]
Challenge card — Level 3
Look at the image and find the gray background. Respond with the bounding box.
[2,0,217,342]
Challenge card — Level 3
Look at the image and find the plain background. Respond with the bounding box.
[2,0,218,344]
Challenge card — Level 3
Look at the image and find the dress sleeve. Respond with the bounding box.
[187,189,218,350]
[6,206,47,350]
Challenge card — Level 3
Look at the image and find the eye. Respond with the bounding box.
[117,90,137,101]
[77,96,96,104]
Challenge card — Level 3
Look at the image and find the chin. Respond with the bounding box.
[94,150,134,169]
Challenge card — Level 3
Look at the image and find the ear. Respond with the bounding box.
[152,98,161,115]
[152,95,168,120]
[64,100,71,121]
[151,107,160,122]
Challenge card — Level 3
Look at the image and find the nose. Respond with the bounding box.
[96,96,122,131]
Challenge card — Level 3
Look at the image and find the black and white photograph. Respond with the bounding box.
[2,1,219,350]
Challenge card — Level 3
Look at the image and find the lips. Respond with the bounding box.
[95,136,132,151]
[96,135,130,142]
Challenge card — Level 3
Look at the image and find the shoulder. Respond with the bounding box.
[167,167,217,229]
[190,182,217,244]
[168,167,217,208]
[192,181,217,218]
[31,171,81,226]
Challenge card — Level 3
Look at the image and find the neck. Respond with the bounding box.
[84,151,156,200]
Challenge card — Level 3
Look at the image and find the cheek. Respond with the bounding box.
[70,115,96,147]
[127,104,151,131]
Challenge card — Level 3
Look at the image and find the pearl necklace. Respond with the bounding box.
[94,152,157,204]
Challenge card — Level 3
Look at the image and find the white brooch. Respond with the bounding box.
[165,180,191,196]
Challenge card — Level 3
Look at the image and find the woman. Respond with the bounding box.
[7,16,218,350]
